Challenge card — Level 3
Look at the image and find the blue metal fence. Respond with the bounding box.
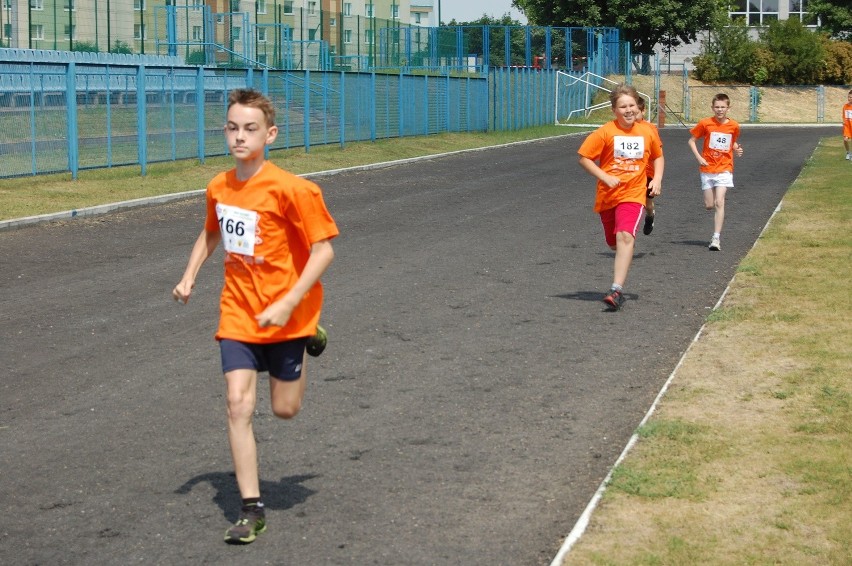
[0,43,627,179]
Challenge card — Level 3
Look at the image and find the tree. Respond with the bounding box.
[759,18,826,84]
[512,0,723,59]
[807,0,852,40]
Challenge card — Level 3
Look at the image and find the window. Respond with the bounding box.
[364,29,373,44]
[3,23,12,39]
[258,54,267,64]
[391,4,398,19]
[192,25,202,40]
[63,0,74,11]
[308,28,316,40]
[283,1,293,14]
[29,0,43,10]
[365,3,373,17]
[343,2,351,16]
[330,17,336,26]
[414,12,421,24]
[134,23,146,39]
[729,0,779,25]
[134,0,145,11]
[308,1,316,14]
[30,24,44,40]
[789,0,816,25]
[64,24,75,39]
[1,0,10,9]
[344,29,352,43]
[190,0,202,12]
[232,0,241,12]
[257,0,266,14]
[232,26,241,40]
[257,27,267,42]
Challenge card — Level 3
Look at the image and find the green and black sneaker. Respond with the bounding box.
[306,324,328,357]
[224,504,267,544]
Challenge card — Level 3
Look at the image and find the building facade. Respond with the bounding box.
[0,0,416,69]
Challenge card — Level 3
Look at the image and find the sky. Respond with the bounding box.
[438,0,528,24]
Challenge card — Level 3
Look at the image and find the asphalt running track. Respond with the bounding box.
[0,126,832,565]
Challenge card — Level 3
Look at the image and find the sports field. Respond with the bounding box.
[0,125,839,564]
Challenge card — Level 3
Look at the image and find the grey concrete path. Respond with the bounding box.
[0,126,830,565]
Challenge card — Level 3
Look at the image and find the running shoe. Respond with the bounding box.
[224,504,267,544]
[306,324,328,357]
[709,236,721,251]
[846,152,851,160]
[602,288,625,311]
[643,213,655,235]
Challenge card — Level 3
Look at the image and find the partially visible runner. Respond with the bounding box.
[636,97,662,236]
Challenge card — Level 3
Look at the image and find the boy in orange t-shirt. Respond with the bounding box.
[173,88,338,544]
[843,90,852,161]
[578,83,664,311]
[687,93,744,251]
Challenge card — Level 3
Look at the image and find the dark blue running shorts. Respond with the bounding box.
[219,338,309,381]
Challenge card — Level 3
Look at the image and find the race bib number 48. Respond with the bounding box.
[216,203,258,256]
[709,132,732,151]
[613,136,644,159]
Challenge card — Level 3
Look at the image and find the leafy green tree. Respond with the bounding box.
[818,38,852,84]
[692,17,761,83]
[807,0,852,40]
[512,0,723,58]
[759,18,826,84]
[72,41,99,53]
[443,14,529,67]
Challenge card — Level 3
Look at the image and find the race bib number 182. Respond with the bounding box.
[216,203,258,257]
[613,136,644,159]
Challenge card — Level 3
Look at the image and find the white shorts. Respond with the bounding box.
[700,172,734,190]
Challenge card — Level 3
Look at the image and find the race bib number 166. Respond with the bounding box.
[216,203,258,257]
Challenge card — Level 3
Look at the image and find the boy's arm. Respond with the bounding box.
[578,156,620,189]
[687,137,708,166]
[255,239,335,328]
[173,228,222,304]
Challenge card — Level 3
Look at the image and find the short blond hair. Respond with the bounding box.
[609,84,640,108]
[227,89,276,127]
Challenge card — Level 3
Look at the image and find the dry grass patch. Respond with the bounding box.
[561,137,851,565]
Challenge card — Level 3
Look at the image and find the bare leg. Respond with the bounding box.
[269,358,307,419]
[712,186,727,234]
[225,369,260,499]
[612,231,635,287]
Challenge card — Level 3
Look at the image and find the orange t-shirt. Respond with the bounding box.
[639,118,662,179]
[690,117,740,174]
[204,162,339,344]
[842,103,852,138]
[578,120,663,212]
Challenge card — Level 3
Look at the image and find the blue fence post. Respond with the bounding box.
[370,72,376,142]
[304,69,311,152]
[398,71,405,138]
[66,62,79,179]
[339,71,345,148]
[137,65,147,176]
[196,66,205,164]
[423,74,429,136]
[817,85,824,123]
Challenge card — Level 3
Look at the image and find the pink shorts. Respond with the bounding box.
[599,202,644,248]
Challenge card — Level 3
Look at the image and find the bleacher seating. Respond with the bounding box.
[0,48,185,67]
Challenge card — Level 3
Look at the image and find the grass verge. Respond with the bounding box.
[0,126,577,221]
[561,137,851,565]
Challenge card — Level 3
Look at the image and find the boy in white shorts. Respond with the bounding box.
[687,93,744,251]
